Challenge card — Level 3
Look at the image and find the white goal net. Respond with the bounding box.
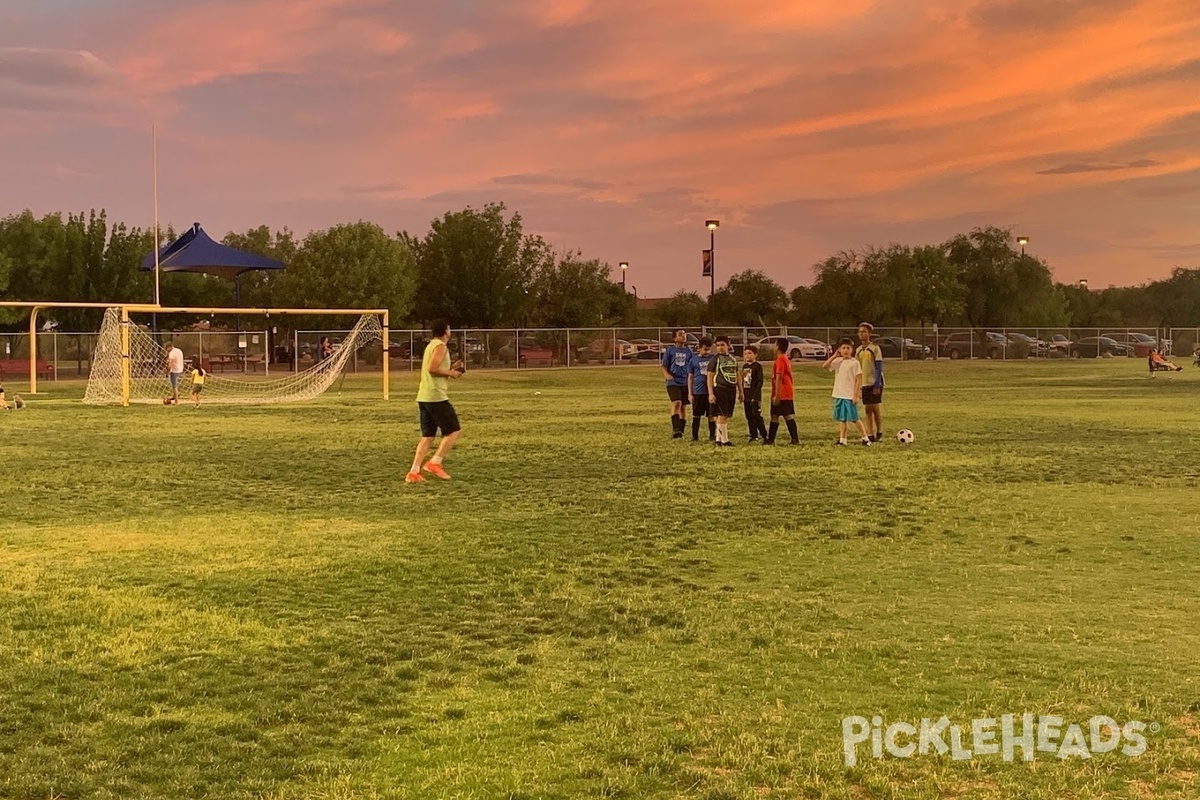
[83,307,384,405]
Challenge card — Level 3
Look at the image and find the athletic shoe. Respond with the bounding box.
[834,440,848,446]
[788,439,800,445]
[748,437,760,443]
[423,462,451,480]
[722,441,735,447]
[872,433,884,442]
[405,471,426,484]
[861,438,872,447]
[672,432,683,439]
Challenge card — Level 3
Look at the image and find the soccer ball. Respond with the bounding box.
[163,397,172,405]
[896,429,914,444]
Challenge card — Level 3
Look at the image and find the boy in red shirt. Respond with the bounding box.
[767,337,800,445]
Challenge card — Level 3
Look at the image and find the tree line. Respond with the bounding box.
[1,206,1196,332]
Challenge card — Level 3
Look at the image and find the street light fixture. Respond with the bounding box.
[619,261,629,292]
[1079,279,1088,290]
[1016,236,1029,256]
[704,220,719,323]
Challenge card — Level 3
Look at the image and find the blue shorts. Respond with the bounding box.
[833,398,858,422]
[169,372,182,389]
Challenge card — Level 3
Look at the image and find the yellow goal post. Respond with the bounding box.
[0,301,390,405]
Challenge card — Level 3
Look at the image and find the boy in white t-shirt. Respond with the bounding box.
[822,338,872,447]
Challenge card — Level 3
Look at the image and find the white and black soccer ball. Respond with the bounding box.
[896,429,914,444]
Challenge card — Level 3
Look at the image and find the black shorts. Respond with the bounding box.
[691,392,712,417]
[191,384,203,394]
[667,385,689,405]
[770,400,795,418]
[418,401,461,438]
[861,386,883,405]
[712,386,736,418]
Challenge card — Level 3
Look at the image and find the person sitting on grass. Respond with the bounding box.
[0,384,23,411]
[1149,349,1183,374]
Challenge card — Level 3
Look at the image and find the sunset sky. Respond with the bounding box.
[2,0,1198,297]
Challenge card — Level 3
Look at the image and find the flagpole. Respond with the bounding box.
[153,125,161,308]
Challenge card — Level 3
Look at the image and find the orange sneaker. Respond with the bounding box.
[405,471,426,484]
[423,461,451,480]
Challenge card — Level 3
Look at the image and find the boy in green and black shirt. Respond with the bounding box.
[706,335,741,447]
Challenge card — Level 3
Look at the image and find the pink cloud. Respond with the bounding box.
[2,0,1199,295]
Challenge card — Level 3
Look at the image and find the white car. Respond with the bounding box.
[750,335,828,360]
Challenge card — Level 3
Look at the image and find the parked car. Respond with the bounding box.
[801,337,833,356]
[628,338,662,356]
[1005,332,1050,358]
[1070,336,1132,358]
[576,337,635,362]
[1101,332,1157,357]
[749,335,828,360]
[1047,334,1073,356]
[876,336,929,360]
[941,331,1009,359]
[498,337,557,366]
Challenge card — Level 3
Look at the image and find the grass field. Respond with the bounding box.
[1,360,1198,799]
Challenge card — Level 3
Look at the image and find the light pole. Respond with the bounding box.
[705,219,719,324]
[1079,279,1088,290]
[1017,235,1029,256]
[619,261,628,292]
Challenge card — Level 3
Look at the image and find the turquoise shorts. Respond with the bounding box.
[833,398,858,422]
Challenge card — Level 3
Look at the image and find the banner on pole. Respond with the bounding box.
[702,249,712,277]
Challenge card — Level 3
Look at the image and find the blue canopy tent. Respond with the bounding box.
[140,222,286,306]
[140,223,287,364]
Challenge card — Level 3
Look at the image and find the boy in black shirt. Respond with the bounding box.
[741,346,768,442]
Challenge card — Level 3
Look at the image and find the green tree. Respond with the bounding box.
[805,251,872,325]
[910,244,963,326]
[652,290,708,327]
[281,222,416,323]
[712,270,789,326]
[532,253,616,328]
[223,226,299,308]
[404,203,552,327]
[946,226,1063,328]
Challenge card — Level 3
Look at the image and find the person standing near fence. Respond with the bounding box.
[406,320,465,484]
[166,339,185,405]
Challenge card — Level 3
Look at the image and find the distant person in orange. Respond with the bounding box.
[1149,349,1182,373]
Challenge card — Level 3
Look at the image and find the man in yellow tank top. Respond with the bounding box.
[407,320,465,483]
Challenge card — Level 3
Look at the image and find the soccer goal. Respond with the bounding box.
[81,305,390,406]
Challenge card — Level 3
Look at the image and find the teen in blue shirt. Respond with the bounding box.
[659,329,693,438]
[687,337,716,441]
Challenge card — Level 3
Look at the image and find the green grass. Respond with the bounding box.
[1,360,1198,799]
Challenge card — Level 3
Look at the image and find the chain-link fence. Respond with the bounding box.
[0,325,1183,383]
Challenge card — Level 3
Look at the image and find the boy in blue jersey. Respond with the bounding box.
[659,328,693,438]
[856,322,885,441]
[687,337,717,442]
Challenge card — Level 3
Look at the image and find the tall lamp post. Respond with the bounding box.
[704,219,719,324]
[619,261,628,292]
[1016,235,1029,256]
